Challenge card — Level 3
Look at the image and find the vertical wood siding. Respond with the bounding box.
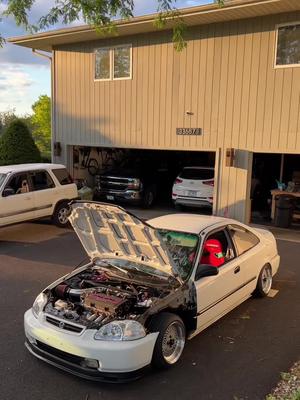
[54,11,300,153]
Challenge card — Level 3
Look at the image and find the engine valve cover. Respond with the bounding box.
[83,291,126,313]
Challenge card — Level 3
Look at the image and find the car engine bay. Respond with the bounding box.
[44,266,171,329]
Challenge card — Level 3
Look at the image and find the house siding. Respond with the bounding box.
[53,11,300,153]
[52,10,300,222]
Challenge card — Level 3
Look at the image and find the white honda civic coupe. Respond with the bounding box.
[24,201,280,382]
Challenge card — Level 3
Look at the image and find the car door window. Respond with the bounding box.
[30,170,55,191]
[228,224,259,256]
[200,229,235,267]
[3,173,30,195]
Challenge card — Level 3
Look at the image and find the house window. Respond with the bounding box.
[95,48,111,80]
[275,22,300,67]
[95,45,132,80]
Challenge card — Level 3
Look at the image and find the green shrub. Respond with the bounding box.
[0,119,41,165]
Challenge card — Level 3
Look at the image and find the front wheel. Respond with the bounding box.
[142,186,156,208]
[254,264,272,297]
[149,312,186,369]
[52,202,70,227]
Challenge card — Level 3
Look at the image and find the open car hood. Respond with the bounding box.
[69,201,177,278]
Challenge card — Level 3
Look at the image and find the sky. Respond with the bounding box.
[0,0,212,116]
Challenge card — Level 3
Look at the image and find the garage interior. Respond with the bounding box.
[70,146,215,212]
[251,153,300,229]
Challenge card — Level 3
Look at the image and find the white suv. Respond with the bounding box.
[0,163,78,228]
[172,166,214,209]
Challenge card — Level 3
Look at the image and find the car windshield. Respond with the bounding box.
[158,229,199,280]
[0,173,7,188]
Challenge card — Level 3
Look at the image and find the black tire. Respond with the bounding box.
[253,264,272,297]
[175,204,184,211]
[52,202,70,228]
[142,186,156,208]
[148,312,186,369]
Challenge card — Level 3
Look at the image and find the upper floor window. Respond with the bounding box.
[275,22,300,67]
[95,45,132,80]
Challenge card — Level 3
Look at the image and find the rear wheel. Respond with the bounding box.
[254,264,272,297]
[52,202,70,227]
[149,312,186,369]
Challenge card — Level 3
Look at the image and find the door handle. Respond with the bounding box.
[234,266,240,274]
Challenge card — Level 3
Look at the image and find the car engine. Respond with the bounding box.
[44,266,168,328]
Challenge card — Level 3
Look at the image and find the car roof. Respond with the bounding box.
[0,163,66,174]
[148,214,235,234]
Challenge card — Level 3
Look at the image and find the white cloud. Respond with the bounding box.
[0,65,34,110]
[0,63,50,114]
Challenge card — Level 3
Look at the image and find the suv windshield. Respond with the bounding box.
[179,168,214,180]
[158,229,199,280]
[0,173,7,189]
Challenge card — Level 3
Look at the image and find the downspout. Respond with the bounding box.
[32,49,55,162]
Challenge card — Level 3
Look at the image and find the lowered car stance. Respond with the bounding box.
[24,202,280,382]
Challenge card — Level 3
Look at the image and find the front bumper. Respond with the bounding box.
[24,309,158,380]
[94,188,142,204]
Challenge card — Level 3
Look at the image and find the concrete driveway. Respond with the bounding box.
[0,218,299,400]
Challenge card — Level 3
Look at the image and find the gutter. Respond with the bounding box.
[32,48,52,61]
[31,49,56,163]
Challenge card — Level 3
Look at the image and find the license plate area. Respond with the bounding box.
[106,195,114,200]
[187,190,197,197]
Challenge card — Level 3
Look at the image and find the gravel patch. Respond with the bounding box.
[266,361,300,400]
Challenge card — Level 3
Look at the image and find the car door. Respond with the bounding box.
[227,224,262,296]
[194,227,246,333]
[29,170,57,219]
[0,172,35,226]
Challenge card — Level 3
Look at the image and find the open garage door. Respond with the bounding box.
[70,146,216,214]
[251,152,300,228]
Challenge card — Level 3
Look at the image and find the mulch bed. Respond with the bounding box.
[266,361,300,400]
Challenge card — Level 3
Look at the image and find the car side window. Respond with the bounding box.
[3,173,30,196]
[199,229,235,268]
[228,224,259,256]
[30,170,55,191]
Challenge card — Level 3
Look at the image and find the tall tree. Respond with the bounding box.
[31,95,51,159]
[1,1,223,51]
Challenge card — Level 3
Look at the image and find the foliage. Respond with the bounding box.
[0,109,18,135]
[31,95,51,159]
[0,119,41,165]
[1,0,223,51]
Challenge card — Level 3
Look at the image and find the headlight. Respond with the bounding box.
[94,320,146,341]
[32,293,47,319]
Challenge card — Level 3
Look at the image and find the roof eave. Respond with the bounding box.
[8,0,300,52]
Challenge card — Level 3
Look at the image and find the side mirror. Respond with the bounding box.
[2,187,15,197]
[195,264,219,281]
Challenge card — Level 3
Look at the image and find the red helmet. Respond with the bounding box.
[200,239,225,267]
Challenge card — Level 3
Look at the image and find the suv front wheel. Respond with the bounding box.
[52,202,70,227]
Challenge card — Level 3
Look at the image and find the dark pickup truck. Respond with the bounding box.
[93,152,177,209]
[94,167,160,207]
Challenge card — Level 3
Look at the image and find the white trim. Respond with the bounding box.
[94,44,132,82]
[274,21,300,69]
